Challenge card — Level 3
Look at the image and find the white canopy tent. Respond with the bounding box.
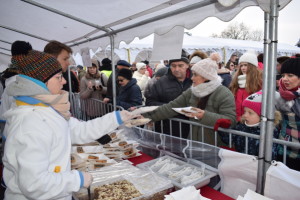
[95,34,299,64]
[0,0,291,60]
[0,0,295,195]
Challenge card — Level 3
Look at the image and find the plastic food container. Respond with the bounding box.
[73,169,173,200]
[137,155,217,189]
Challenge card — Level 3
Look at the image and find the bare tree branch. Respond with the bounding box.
[212,22,263,41]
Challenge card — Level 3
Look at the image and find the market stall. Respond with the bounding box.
[1,0,298,199]
[71,126,234,200]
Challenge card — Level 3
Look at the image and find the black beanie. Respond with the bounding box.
[280,58,300,77]
[117,68,132,80]
[11,41,32,56]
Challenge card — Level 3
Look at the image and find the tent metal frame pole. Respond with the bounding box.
[0,40,12,44]
[109,34,117,110]
[0,25,49,42]
[21,0,119,110]
[70,0,217,47]
[0,47,10,52]
[0,52,11,56]
[264,0,279,190]
[67,66,73,106]
[257,11,270,194]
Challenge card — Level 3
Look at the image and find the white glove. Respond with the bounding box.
[82,172,93,188]
[120,110,138,122]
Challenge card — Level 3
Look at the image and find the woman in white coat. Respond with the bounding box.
[132,62,150,101]
[2,50,135,200]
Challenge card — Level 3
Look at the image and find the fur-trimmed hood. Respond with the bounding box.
[85,71,101,79]
[189,50,208,61]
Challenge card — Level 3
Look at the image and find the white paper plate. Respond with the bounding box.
[130,106,159,115]
[172,107,198,115]
[124,118,151,127]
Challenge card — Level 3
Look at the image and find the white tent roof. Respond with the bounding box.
[120,34,300,53]
[0,0,291,55]
[117,34,299,62]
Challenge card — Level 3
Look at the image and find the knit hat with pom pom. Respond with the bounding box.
[191,52,220,80]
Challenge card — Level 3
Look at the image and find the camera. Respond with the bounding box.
[92,85,102,91]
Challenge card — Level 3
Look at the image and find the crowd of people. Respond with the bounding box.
[0,39,299,199]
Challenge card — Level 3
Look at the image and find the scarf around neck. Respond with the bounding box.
[191,77,222,98]
[278,78,300,101]
[238,74,246,88]
[245,121,260,127]
[33,91,71,120]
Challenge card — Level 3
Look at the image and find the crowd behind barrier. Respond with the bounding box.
[68,95,300,198]
[69,95,300,166]
[69,93,124,121]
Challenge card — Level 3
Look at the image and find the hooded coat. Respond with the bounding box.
[2,75,123,200]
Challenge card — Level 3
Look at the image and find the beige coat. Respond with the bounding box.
[79,72,108,117]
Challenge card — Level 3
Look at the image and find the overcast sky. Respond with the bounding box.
[189,0,299,46]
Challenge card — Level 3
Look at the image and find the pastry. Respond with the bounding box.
[88,155,99,159]
[95,159,107,163]
[94,180,142,200]
[77,146,84,153]
[118,141,127,146]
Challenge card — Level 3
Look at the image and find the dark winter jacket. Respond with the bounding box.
[145,70,192,106]
[62,71,79,93]
[218,73,232,88]
[116,78,142,110]
[233,123,279,159]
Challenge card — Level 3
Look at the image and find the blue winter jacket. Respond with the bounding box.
[117,78,143,110]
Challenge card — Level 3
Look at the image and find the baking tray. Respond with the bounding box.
[137,155,217,189]
[73,170,173,200]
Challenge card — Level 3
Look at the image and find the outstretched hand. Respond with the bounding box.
[120,110,140,122]
[184,107,205,120]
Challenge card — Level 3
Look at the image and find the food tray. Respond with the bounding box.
[137,155,217,189]
[73,170,173,200]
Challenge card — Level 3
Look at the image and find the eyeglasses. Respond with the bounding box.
[56,74,64,82]
[118,79,125,83]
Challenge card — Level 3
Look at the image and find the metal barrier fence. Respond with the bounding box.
[69,93,124,121]
[69,96,300,164]
[145,117,300,164]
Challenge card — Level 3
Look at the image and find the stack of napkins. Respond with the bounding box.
[237,189,274,200]
[164,186,211,200]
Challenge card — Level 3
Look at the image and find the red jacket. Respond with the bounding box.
[235,88,250,122]
[146,65,153,78]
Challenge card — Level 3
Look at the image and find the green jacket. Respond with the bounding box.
[143,86,236,146]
